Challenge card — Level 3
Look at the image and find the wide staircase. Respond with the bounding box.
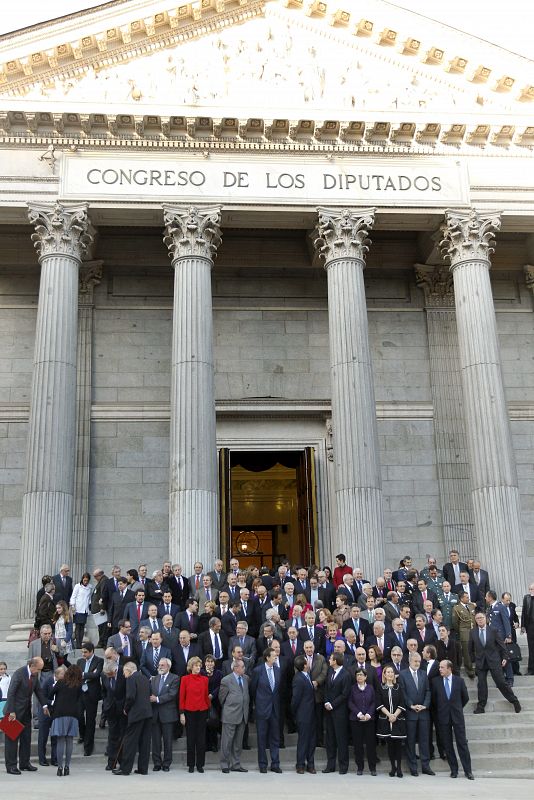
[1,638,533,778]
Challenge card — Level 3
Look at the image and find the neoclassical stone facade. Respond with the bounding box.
[0,0,534,638]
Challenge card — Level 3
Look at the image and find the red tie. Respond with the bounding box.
[292,641,296,654]
[420,630,425,641]
[423,591,426,602]
[137,604,142,622]
[195,576,200,591]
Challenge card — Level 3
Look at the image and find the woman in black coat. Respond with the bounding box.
[202,654,222,752]
[50,664,83,776]
[376,665,406,777]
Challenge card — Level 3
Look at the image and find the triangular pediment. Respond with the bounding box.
[1,0,533,116]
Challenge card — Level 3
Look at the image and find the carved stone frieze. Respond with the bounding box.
[414,264,454,307]
[163,205,222,263]
[28,202,93,261]
[524,264,534,293]
[313,207,376,265]
[440,209,501,266]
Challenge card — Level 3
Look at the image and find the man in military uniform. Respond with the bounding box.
[452,591,476,679]
[438,581,459,630]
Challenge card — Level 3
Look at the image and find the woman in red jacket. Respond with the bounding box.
[179,656,210,773]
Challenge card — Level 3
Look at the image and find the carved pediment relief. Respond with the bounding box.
[17,9,527,116]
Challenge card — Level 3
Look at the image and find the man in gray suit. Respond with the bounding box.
[228,621,257,672]
[218,658,249,773]
[149,657,179,771]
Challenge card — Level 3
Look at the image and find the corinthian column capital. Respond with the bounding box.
[163,205,222,263]
[28,202,93,261]
[440,209,501,266]
[415,264,454,307]
[313,207,375,265]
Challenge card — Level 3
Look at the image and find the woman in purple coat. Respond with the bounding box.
[348,668,377,775]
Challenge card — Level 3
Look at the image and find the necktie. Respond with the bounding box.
[268,667,275,691]
[480,628,486,647]
[166,604,170,614]
[238,676,243,691]
[159,675,165,694]
[240,637,244,647]
[444,677,451,699]
[475,573,480,584]
[110,677,115,691]
[308,656,313,670]
[206,590,210,601]
[152,620,157,631]
[137,604,142,621]
[412,670,418,688]
[62,576,66,586]
[243,602,247,614]
[422,591,426,602]
[123,636,129,657]
[195,576,200,590]
[189,614,193,631]
[214,635,221,659]
[292,640,296,654]
[153,648,159,669]
[308,627,313,640]
[143,641,147,650]
[397,633,403,646]
[420,630,425,641]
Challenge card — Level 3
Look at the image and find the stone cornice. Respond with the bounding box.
[0,0,532,105]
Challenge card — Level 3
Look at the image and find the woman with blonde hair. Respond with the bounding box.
[376,665,407,778]
[52,601,73,663]
[179,656,210,773]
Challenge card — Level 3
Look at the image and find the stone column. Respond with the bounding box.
[163,205,221,572]
[18,203,93,620]
[71,261,103,581]
[415,265,476,556]
[313,207,385,580]
[441,209,527,598]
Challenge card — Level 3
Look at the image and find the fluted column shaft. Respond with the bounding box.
[163,206,221,572]
[18,203,92,620]
[441,209,526,598]
[314,208,384,579]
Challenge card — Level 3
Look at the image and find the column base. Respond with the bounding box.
[5,621,35,642]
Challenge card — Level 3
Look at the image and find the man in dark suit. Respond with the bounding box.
[413,614,437,652]
[281,626,304,660]
[101,658,126,771]
[302,641,328,747]
[298,610,326,655]
[149,657,179,771]
[316,570,336,611]
[432,659,474,779]
[521,582,534,675]
[107,620,136,664]
[322,652,352,774]
[294,567,310,596]
[221,601,241,639]
[77,641,104,756]
[469,611,521,713]
[442,550,468,588]
[502,592,521,677]
[4,657,49,774]
[140,604,164,636]
[453,572,483,611]
[399,651,435,776]
[237,588,257,636]
[412,578,438,616]
[175,598,200,640]
[101,565,122,612]
[140,631,172,679]
[486,590,513,684]
[168,564,188,611]
[158,591,180,621]
[199,617,228,669]
[107,578,135,635]
[292,655,317,774]
[250,647,282,773]
[52,565,73,605]
[124,589,151,636]
[113,662,152,775]
[207,559,227,591]
[37,666,62,766]
[470,561,490,596]
[171,630,200,677]
[341,604,370,643]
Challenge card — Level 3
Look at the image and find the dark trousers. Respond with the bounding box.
[106,714,126,768]
[37,713,57,763]
[439,721,472,774]
[184,710,208,769]
[387,738,403,769]
[295,717,316,768]
[476,665,518,707]
[315,702,324,745]
[325,711,349,772]
[350,719,376,771]
[78,693,98,753]
[256,711,280,769]
[527,627,534,673]
[5,711,32,770]
[74,623,86,650]
[405,715,430,770]
[120,717,152,774]
[97,622,108,649]
[152,719,174,768]
[428,706,444,757]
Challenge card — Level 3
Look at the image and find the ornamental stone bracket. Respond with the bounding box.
[313,207,376,265]
[162,205,222,262]
[79,259,103,300]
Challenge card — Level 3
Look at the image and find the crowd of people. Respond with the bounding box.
[2,550,534,780]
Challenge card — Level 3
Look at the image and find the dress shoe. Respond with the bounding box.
[322,768,335,773]
[307,767,316,774]
[270,766,282,773]
[466,772,475,780]
[422,767,435,775]
[450,771,458,778]
[473,706,485,714]
[397,768,403,778]
[84,749,93,756]
[56,767,63,777]
[370,770,377,776]
[259,767,267,773]
[21,764,38,771]
[389,769,396,777]
[296,767,305,774]
[197,767,204,773]
[339,769,348,774]
[242,745,251,750]
[410,770,419,776]
[162,766,170,772]
[188,767,194,773]
[63,767,70,776]
[99,719,106,729]
[105,765,113,771]
[153,765,161,771]
[39,760,50,766]
[357,769,363,776]
[51,761,58,767]
[231,767,248,773]
[77,738,84,744]
[222,768,230,774]
[6,768,21,775]
[112,769,129,775]
[134,769,148,775]
[514,700,522,713]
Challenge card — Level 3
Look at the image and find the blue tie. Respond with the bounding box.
[444,677,451,699]
[214,635,221,659]
[268,667,275,692]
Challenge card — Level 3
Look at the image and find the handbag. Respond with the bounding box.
[27,628,39,648]
[506,641,522,662]
[206,703,220,730]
